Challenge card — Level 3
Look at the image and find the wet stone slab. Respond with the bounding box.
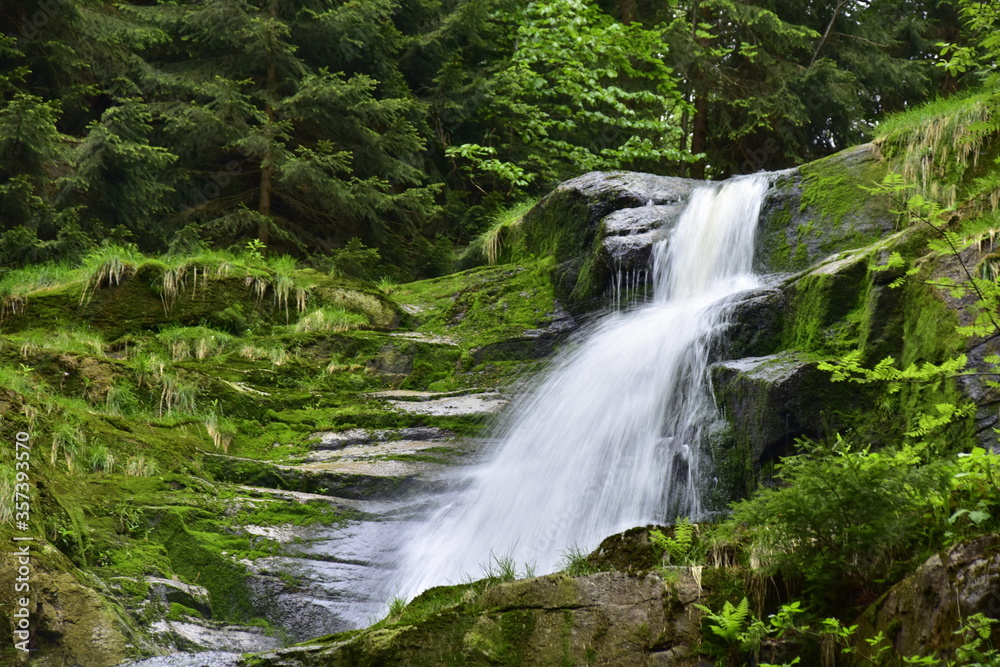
[374,390,509,416]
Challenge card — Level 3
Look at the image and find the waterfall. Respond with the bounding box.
[394,174,770,600]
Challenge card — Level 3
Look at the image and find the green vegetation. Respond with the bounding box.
[0,0,974,268]
[0,225,569,663]
[2,1,1000,664]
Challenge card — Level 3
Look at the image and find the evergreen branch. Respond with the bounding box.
[886,188,1000,336]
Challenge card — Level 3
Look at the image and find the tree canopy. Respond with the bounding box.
[0,0,985,273]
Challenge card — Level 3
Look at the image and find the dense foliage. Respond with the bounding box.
[0,0,976,272]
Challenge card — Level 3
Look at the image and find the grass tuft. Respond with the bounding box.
[472,199,537,265]
[875,91,997,208]
[295,306,368,333]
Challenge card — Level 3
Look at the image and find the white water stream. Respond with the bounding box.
[394,174,770,600]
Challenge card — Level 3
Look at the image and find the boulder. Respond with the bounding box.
[710,351,863,499]
[865,534,1000,660]
[756,143,895,273]
[240,569,712,666]
[717,286,785,361]
[146,576,213,618]
[0,548,132,667]
[518,171,700,311]
[509,143,898,313]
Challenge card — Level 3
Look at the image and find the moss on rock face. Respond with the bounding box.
[0,545,134,667]
[710,352,866,502]
[1,261,399,340]
[863,534,1000,660]
[756,144,896,274]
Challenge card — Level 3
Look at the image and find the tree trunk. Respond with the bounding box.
[620,0,636,24]
[257,0,279,247]
[689,93,708,179]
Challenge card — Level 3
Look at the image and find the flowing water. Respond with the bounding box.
[394,174,770,600]
[114,175,770,665]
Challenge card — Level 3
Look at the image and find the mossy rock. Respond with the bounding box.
[861,534,1000,661]
[0,544,134,667]
[710,351,866,501]
[0,264,400,340]
[242,570,710,667]
[516,171,699,312]
[756,143,895,274]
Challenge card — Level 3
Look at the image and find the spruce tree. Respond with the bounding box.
[124,0,440,255]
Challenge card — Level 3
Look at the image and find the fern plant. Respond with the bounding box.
[694,597,763,666]
[650,518,703,566]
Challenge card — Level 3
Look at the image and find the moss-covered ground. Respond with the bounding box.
[0,248,564,661]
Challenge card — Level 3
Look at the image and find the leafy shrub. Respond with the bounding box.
[729,437,949,600]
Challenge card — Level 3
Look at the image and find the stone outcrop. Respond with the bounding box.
[517,171,700,311]
[512,143,896,312]
[865,534,1000,660]
[755,143,895,273]
[711,351,860,492]
[0,548,135,667]
[240,569,711,667]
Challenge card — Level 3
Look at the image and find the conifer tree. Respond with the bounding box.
[125,0,440,255]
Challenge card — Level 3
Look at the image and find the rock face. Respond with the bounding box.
[710,351,862,497]
[755,143,895,274]
[515,144,895,312]
[240,569,711,667]
[0,548,133,667]
[517,171,700,311]
[867,535,1000,659]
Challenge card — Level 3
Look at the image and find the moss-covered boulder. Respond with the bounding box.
[710,352,863,499]
[0,546,135,666]
[241,569,710,667]
[502,144,898,313]
[756,143,895,273]
[863,534,1000,660]
[514,171,700,311]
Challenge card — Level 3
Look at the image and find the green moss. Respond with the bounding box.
[166,602,203,620]
[799,150,888,231]
[781,267,866,354]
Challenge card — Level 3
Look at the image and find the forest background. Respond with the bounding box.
[1,0,991,277]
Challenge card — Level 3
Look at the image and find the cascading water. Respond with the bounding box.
[394,174,770,600]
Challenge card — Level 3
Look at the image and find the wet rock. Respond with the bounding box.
[118,651,244,667]
[519,171,700,311]
[756,143,895,273]
[149,618,281,654]
[242,565,348,642]
[719,286,785,360]
[711,351,863,498]
[204,453,425,500]
[204,427,477,500]
[147,577,213,619]
[312,427,453,450]
[381,391,509,417]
